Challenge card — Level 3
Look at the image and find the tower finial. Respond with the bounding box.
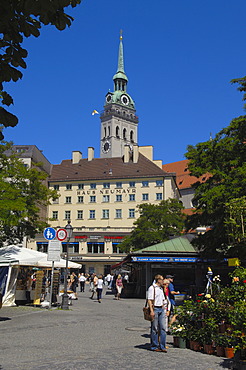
[120,29,123,40]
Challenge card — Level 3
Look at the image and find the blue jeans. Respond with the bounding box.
[150,307,167,350]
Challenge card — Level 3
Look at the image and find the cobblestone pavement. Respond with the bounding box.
[0,287,234,370]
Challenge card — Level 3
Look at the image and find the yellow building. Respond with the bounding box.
[27,35,179,275]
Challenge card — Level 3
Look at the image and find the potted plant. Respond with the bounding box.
[213,334,228,357]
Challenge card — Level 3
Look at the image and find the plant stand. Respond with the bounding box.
[178,337,186,349]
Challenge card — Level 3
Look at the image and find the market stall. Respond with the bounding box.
[0,245,81,306]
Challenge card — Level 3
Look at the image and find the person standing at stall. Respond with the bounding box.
[147,274,168,352]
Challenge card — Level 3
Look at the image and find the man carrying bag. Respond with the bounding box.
[147,274,168,352]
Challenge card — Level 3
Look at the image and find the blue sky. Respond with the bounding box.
[3,0,246,165]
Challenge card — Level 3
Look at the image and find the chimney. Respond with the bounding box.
[133,145,139,163]
[72,151,82,164]
[88,147,94,161]
[124,145,129,163]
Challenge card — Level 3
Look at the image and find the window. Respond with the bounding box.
[156,180,163,187]
[108,126,110,136]
[104,127,106,138]
[52,211,58,220]
[78,196,84,203]
[116,126,120,138]
[102,209,109,219]
[65,211,71,220]
[65,196,71,203]
[130,130,134,142]
[89,210,95,219]
[103,195,110,202]
[129,209,135,218]
[142,193,149,201]
[78,184,84,190]
[156,193,163,200]
[37,244,48,253]
[142,181,149,187]
[90,196,96,203]
[103,183,110,189]
[116,182,122,188]
[77,210,83,219]
[123,128,127,140]
[66,184,72,190]
[113,244,124,253]
[90,183,96,189]
[129,194,135,201]
[116,195,122,202]
[115,209,122,218]
[87,243,104,254]
[129,181,135,188]
[54,185,59,190]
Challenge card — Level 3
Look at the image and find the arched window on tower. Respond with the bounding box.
[104,127,106,138]
[123,128,127,140]
[116,126,120,138]
[108,126,110,137]
[130,130,134,143]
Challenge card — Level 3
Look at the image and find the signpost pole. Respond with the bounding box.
[49,261,55,309]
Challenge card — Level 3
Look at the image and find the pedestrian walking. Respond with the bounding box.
[79,273,86,292]
[147,274,168,352]
[165,274,180,313]
[96,275,104,303]
[90,274,98,299]
[115,274,123,300]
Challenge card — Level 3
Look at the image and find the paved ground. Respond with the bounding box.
[0,287,234,370]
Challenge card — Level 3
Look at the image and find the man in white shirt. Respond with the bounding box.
[147,274,168,352]
[78,273,86,292]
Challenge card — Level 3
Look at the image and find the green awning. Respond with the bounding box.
[137,237,196,254]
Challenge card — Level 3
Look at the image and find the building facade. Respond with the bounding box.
[27,36,179,275]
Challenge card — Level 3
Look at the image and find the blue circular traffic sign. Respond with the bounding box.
[43,227,56,241]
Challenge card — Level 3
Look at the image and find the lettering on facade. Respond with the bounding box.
[78,188,137,195]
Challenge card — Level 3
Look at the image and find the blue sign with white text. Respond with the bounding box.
[43,227,56,241]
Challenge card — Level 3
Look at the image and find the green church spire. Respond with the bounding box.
[113,31,128,91]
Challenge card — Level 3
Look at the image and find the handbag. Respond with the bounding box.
[143,285,155,321]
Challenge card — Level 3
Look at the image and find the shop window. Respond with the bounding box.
[87,243,104,254]
[112,244,124,253]
[37,243,48,253]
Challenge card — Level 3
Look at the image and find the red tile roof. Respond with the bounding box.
[162,159,209,190]
[50,153,171,182]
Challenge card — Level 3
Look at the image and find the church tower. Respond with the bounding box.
[100,33,138,158]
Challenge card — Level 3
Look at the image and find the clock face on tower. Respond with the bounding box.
[102,140,111,154]
[121,94,129,106]
[106,94,112,103]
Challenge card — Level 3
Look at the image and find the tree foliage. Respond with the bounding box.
[185,115,246,257]
[120,199,185,252]
[231,76,246,110]
[0,141,58,246]
[0,0,82,138]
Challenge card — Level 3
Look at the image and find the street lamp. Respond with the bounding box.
[61,220,73,310]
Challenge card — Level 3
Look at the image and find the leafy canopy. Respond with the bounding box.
[0,141,58,246]
[120,199,185,252]
[0,0,82,138]
[185,115,246,257]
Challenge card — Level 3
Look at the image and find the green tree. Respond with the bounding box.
[0,0,82,138]
[120,199,185,252]
[0,141,58,246]
[185,115,246,257]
